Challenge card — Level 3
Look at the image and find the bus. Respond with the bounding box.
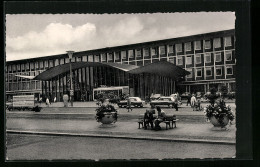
[93,86,129,100]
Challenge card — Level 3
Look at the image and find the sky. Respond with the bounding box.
[5,12,235,61]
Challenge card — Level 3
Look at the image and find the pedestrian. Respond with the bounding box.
[46,97,50,107]
[143,109,154,130]
[54,96,56,103]
[187,93,191,106]
[126,97,132,112]
[191,94,197,110]
[39,97,42,105]
[154,106,167,130]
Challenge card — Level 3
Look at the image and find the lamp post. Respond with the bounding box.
[67,51,75,107]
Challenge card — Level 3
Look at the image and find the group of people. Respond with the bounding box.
[143,104,169,130]
[186,94,202,111]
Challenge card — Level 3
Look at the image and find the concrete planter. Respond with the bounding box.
[210,115,229,127]
[99,112,117,124]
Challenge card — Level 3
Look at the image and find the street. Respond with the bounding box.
[6,133,235,160]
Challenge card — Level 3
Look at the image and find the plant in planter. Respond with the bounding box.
[204,88,235,128]
[95,99,118,124]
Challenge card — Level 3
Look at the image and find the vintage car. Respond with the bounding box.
[150,96,178,108]
[117,97,145,108]
[150,94,161,101]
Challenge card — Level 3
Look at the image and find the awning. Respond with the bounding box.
[34,62,139,80]
[29,61,190,81]
[128,61,190,79]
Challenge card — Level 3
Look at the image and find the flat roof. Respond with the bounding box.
[6,29,235,64]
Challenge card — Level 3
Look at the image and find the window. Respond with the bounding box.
[108,53,113,60]
[128,50,134,58]
[17,64,20,71]
[26,63,30,70]
[101,53,107,61]
[226,66,233,75]
[206,67,212,76]
[225,36,232,46]
[196,68,202,77]
[35,62,39,69]
[143,48,149,57]
[216,67,222,76]
[195,54,202,64]
[195,41,201,50]
[77,57,82,62]
[21,64,25,70]
[40,61,44,68]
[169,58,175,64]
[30,62,34,69]
[160,46,166,54]
[215,52,222,62]
[82,56,87,62]
[225,51,232,61]
[121,51,126,59]
[205,40,211,49]
[49,60,53,67]
[136,49,141,57]
[45,60,49,67]
[71,57,76,62]
[185,42,192,51]
[186,69,192,78]
[205,53,211,63]
[88,55,94,62]
[186,56,192,65]
[177,56,183,65]
[176,44,182,52]
[115,52,120,60]
[54,59,59,66]
[214,38,221,48]
[94,55,99,62]
[60,59,64,65]
[12,65,16,72]
[168,45,174,53]
[151,47,157,56]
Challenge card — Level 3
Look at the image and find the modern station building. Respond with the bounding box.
[5,29,236,102]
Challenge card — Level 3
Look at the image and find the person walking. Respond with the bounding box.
[46,97,50,107]
[187,93,191,106]
[191,94,197,110]
[126,97,132,112]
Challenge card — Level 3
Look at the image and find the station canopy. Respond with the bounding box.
[22,61,190,81]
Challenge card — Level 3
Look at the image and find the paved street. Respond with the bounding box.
[6,133,235,160]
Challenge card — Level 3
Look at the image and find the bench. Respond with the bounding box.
[138,115,178,130]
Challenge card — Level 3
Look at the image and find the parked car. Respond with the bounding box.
[117,97,145,108]
[150,96,178,108]
[150,94,161,101]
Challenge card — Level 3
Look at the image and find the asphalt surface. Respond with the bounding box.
[6,133,236,160]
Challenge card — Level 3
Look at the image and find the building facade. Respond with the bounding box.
[6,29,236,102]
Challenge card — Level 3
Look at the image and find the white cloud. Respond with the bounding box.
[6,22,96,61]
[6,13,235,61]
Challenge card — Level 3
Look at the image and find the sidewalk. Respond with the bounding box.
[7,118,236,144]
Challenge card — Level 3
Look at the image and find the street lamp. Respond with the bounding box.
[67,50,75,107]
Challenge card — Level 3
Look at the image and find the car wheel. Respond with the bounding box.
[169,104,173,108]
[140,104,143,108]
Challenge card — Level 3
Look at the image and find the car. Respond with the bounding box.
[150,96,178,108]
[150,94,161,101]
[117,97,145,108]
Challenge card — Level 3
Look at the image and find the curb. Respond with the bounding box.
[6,130,235,145]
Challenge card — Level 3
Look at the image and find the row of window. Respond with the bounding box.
[186,66,234,78]
[6,81,41,91]
[169,51,233,66]
[6,49,234,74]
